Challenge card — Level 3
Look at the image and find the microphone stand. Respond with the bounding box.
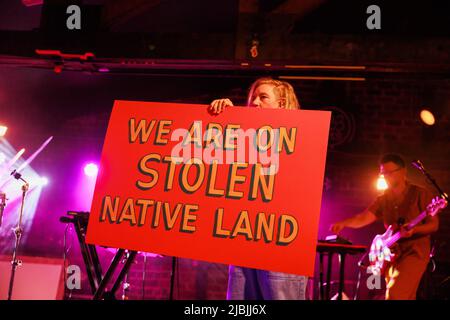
[354,251,369,300]
[412,160,448,201]
[7,170,29,300]
[169,257,177,300]
[411,161,448,299]
[0,191,6,227]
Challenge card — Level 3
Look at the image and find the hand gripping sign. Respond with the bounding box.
[86,101,331,276]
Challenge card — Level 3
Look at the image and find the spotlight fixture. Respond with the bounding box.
[420,109,435,126]
[84,163,99,177]
[0,125,8,137]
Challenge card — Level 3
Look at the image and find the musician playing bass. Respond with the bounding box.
[330,153,440,300]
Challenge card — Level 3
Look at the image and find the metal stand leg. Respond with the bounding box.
[73,219,100,293]
[7,183,28,300]
[110,251,138,298]
[93,249,138,300]
[87,244,103,284]
[326,253,333,300]
[169,257,177,300]
[319,253,324,300]
[7,226,23,300]
[338,253,346,300]
[93,249,125,300]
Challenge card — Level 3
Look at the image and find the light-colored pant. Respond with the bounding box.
[226,265,308,300]
[385,252,429,300]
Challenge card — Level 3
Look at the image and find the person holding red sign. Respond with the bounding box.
[209,77,308,300]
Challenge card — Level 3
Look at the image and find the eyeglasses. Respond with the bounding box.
[380,167,402,176]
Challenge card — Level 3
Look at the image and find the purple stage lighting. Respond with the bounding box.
[38,176,49,186]
[84,163,99,178]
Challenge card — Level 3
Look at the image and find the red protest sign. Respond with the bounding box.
[86,100,331,276]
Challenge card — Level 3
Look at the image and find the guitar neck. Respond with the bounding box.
[386,210,428,248]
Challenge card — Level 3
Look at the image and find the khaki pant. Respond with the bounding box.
[385,251,429,300]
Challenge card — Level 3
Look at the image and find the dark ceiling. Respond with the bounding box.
[0,0,449,78]
[1,0,449,35]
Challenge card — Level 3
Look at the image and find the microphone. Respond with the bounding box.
[411,160,449,202]
[411,160,425,171]
[397,217,406,228]
[10,169,22,180]
[10,170,29,187]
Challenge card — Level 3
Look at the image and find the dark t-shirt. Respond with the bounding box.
[367,181,434,260]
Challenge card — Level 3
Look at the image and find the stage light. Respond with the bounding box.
[76,163,99,211]
[420,109,435,126]
[38,176,49,186]
[17,137,52,173]
[22,0,43,6]
[376,174,388,191]
[0,125,7,137]
[84,163,99,177]
[53,64,63,74]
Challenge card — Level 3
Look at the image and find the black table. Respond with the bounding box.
[316,242,367,300]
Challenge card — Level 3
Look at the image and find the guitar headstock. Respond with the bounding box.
[0,192,5,206]
[426,196,448,217]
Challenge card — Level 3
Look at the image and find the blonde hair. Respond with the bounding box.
[247,77,301,110]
